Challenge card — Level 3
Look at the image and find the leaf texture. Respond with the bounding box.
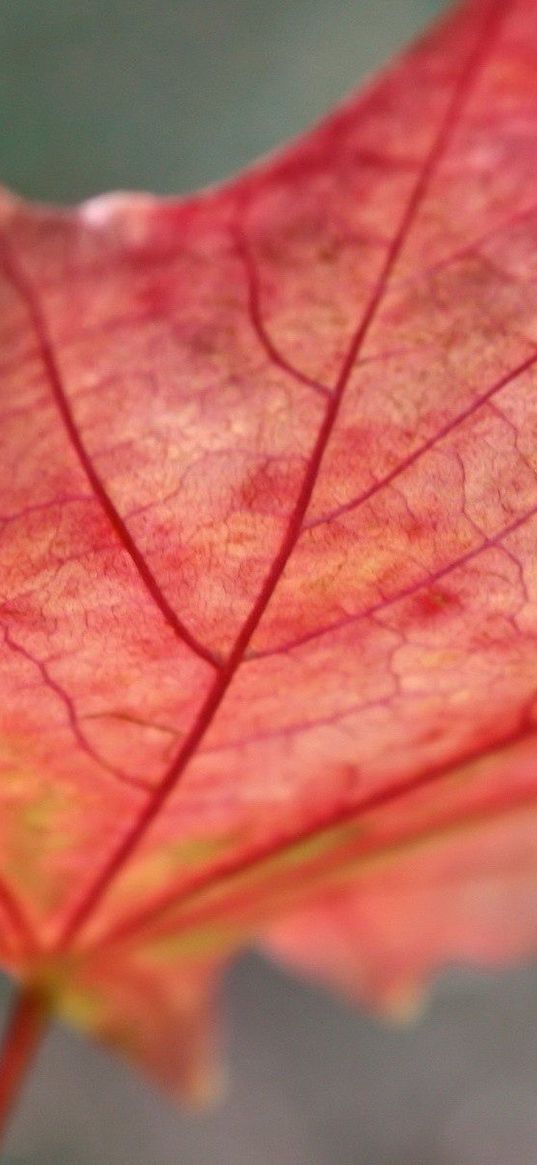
[2,0,537,1095]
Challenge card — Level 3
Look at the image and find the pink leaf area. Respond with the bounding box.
[2,0,537,1097]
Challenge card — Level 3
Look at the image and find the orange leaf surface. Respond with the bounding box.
[2,0,537,1097]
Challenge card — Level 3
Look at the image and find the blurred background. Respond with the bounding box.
[4,1,537,1163]
[2,0,448,202]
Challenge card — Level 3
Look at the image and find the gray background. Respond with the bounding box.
[2,0,448,202]
[3,2,537,1163]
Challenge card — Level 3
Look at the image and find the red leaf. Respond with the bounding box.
[2,0,537,1097]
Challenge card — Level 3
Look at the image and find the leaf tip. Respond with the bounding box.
[373,979,429,1026]
[78,191,160,244]
[0,185,22,223]
[178,1056,228,1110]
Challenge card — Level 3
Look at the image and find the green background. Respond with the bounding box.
[4,2,537,1163]
[2,0,447,203]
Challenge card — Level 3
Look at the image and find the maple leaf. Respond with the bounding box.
[1,0,537,1104]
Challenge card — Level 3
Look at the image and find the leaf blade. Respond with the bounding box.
[2,0,537,1093]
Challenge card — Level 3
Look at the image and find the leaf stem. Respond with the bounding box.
[0,983,49,1150]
